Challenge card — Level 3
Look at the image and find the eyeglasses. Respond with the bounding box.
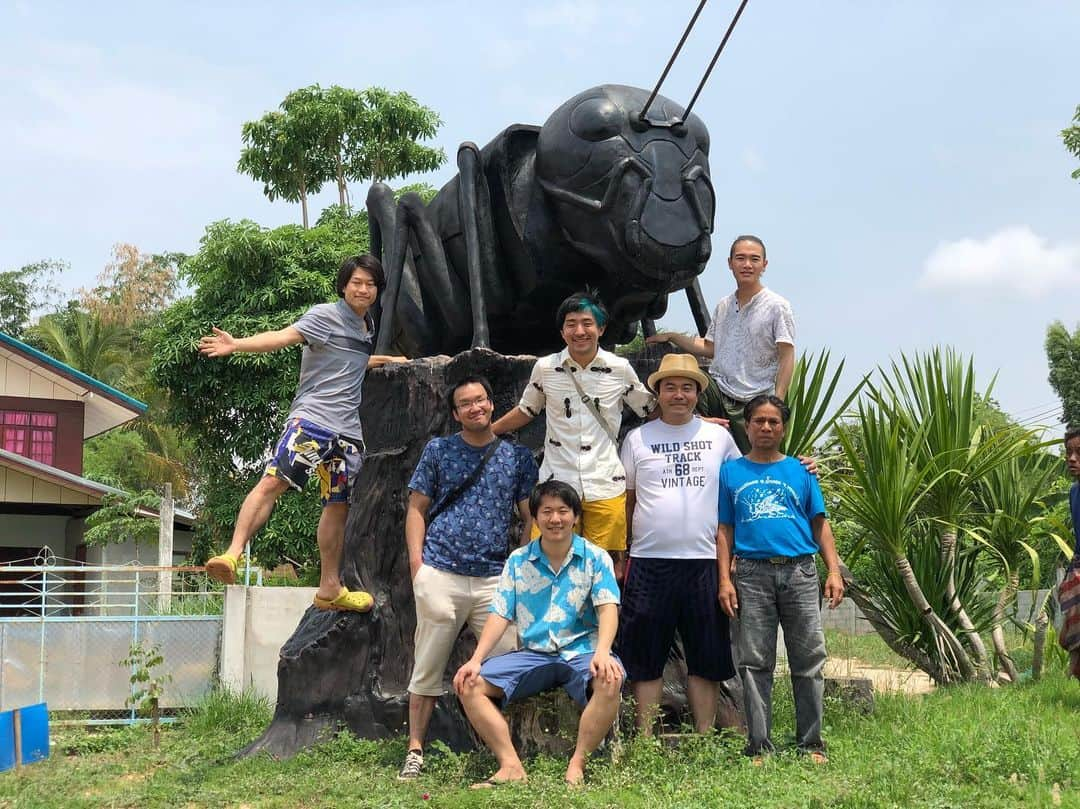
[454,396,490,411]
[749,417,782,427]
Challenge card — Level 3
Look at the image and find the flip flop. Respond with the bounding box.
[312,587,374,613]
[470,777,525,790]
[205,553,239,584]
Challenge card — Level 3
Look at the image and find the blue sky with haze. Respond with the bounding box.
[2,1,1078,429]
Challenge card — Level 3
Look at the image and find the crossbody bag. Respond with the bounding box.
[427,438,503,522]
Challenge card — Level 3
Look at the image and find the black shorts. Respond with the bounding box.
[616,557,734,682]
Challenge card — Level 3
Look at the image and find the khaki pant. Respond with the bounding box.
[408,564,517,696]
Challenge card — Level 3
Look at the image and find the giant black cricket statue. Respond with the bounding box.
[368,84,715,357]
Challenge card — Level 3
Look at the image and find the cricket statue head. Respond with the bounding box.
[535,84,715,294]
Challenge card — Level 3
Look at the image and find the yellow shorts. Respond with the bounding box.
[530,492,627,552]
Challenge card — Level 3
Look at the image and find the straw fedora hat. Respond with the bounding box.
[647,353,711,393]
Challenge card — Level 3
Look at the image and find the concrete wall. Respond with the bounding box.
[220,585,317,702]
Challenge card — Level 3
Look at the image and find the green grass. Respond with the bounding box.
[5,677,1080,808]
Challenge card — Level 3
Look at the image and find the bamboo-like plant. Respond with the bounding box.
[872,349,1032,676]
[834,400,977,683]
[968,446,1060,681]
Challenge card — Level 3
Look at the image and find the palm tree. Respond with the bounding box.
[30,309,129,387]
[780,349,866,459]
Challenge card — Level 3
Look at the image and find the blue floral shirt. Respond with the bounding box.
[490,534,621,660]
[409,435,538,577]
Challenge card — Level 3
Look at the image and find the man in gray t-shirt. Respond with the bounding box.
[646,234,795,452]
[198,255,405,613]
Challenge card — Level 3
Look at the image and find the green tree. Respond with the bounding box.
[28,308,129,386]
[238,86,445,225]
[238,110,331,229]
[151,209,371,569]
[0,259,66,338]
[1045,320,1080,426]
[1063,104,1080,179]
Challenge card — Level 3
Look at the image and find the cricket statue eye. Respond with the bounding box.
[570,97,623,142]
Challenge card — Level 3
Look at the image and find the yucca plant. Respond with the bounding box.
[968,445,1061,681]
[780,349,866,459]
[834,400,977,683]
[872,349,1032,676]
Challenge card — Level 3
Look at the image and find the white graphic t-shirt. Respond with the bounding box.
[620,418,741,559]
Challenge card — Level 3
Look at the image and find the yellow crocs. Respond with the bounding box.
[205,553,239,585]
[312,587,374,613]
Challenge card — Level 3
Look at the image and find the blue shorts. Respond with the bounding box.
[479,649,626,709]
[264,418,363,506]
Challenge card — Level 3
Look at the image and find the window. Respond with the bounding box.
[1,410,57,466]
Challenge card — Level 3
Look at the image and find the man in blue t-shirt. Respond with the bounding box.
[716,395,844,762]
[398,376,538,780]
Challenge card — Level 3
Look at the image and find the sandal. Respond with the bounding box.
[205,553,240,584]
[312,587,374,613]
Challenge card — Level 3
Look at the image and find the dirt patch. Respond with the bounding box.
[824,658,934,694]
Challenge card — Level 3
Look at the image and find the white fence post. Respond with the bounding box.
[157,483,174,613]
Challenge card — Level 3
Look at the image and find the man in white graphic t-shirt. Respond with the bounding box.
[615,353,742,734]
[646,235,795,452]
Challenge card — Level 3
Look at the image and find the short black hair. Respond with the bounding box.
[336,254,385,297]
[529,479,582,519]
[448,375,494,414]
[556,290,608,329]
[744,394,790,425]
[1065,426,1080,446]
[729,235,766,261]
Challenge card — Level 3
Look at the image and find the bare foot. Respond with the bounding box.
[565,757,586,788]
[471,766,527,789]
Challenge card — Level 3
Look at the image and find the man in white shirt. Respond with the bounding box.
[616,353,741,734]
[492,291,655,577]
[647,235,795,452]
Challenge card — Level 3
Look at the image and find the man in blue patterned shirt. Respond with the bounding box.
[453,480,624,788]
[398,376,538,780]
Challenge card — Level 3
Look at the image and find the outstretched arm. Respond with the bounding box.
[199,326,304,357]
[645,331,715,358]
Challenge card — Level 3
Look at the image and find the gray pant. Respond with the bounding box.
[733,556,826,755]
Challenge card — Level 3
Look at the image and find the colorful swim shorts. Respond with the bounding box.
[264,418,363,505]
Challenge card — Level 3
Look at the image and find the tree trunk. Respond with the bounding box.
[839,564,942,681]
[939,529,990,675]
[336,151,348,208]
[299,173,309,229]
[1032,602,1049,682]
[151,696,160,750]
[895,554,976,683]
[991,570,1020,683]
[238,345,733,759]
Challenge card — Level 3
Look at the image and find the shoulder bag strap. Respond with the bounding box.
[564,360,619,445]
[427,438,503,522]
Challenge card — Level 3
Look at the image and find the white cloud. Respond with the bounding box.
[918,226,1080,298]
[524,1,600,33]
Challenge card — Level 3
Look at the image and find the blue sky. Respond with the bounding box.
[2,1,1078,429]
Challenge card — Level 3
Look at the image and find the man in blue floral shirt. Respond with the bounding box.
[453,480,623,788]
[398,376,538,780]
